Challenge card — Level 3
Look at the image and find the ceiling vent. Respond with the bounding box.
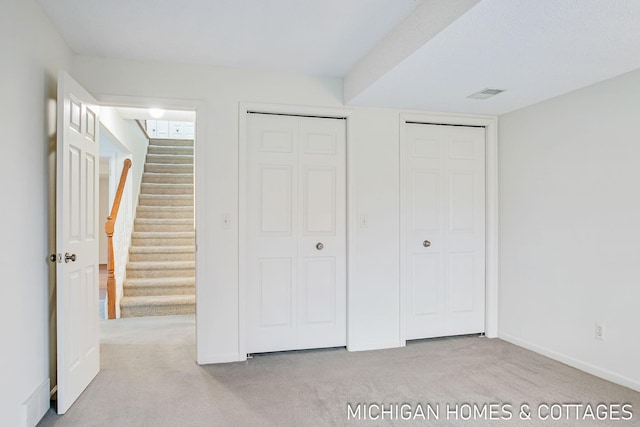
[467,88,506,100]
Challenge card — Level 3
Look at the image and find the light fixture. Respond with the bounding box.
[149,108,165,119]
[467,88,506,100]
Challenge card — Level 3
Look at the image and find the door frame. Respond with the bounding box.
[238,103,354,360]
[94,93,206,360]
[399,112,499,341]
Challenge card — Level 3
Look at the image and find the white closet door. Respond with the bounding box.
[246,113,346,353]
[297,117,346,349]
[247,114,299,353]
[402,123,485,340]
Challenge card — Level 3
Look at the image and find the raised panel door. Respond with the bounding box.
[247,114,346,353]
[56,72,100,413]
[403,123,485,340]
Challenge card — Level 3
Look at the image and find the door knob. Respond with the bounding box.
[316,242,324,250]
[65,253,77,263]
[423,240,431,248]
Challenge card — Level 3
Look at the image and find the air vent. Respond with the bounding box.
[467,88,506,100]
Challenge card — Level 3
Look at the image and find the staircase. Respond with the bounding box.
[120,138,196,317]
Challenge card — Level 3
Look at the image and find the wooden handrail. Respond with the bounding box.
[136,119,151,140]
[105,158,132,319]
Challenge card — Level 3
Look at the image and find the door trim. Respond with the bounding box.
[238,103,353,360]
[399,112,498,341]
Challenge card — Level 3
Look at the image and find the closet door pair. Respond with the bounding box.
[246,113,346,353]
[403,123,486,340]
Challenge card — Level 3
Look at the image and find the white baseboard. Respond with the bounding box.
[197,353,245,364]
[21,378,50,427]
[347,340,404,352]
[500,333,640,392]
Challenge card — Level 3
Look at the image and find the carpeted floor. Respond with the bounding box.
[98,264,107,320]
[38,315,639,426]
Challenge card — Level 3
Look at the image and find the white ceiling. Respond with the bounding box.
[349,0,640,115]
[115,107,196,122]
[36,0,421,77]
[37,0,640,115]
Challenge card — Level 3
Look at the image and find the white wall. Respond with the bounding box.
[99,107,149,210]
[72,56,407,361]
[98,115,147,318]
[99,175,109,264]
[0,0,73,426]
[499,69,640,391]
[347,108,402,350]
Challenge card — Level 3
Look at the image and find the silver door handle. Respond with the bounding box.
[316,242,324,250]
[423,240,431,248]
[65,253,77,263]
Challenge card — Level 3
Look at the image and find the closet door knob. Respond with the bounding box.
[316,242,324,250]
[423,240,431,248]
[65,253,77,263]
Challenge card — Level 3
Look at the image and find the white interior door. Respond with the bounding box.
[402,123,485,340]
[56,72,100,414]
[246,113,346,353]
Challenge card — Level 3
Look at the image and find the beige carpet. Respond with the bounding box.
[39,316,639,426]
[120,138,196,317]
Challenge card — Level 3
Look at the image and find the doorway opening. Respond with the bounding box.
[98,106,197,322]
[52,73,203,414]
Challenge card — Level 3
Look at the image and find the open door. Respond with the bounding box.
[55,72,100,414]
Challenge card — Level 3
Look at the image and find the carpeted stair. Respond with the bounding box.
[120,138,196,317]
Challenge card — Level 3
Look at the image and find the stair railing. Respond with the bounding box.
[105,159,132,319]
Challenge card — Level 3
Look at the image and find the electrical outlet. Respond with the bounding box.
[595,322,605,341]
